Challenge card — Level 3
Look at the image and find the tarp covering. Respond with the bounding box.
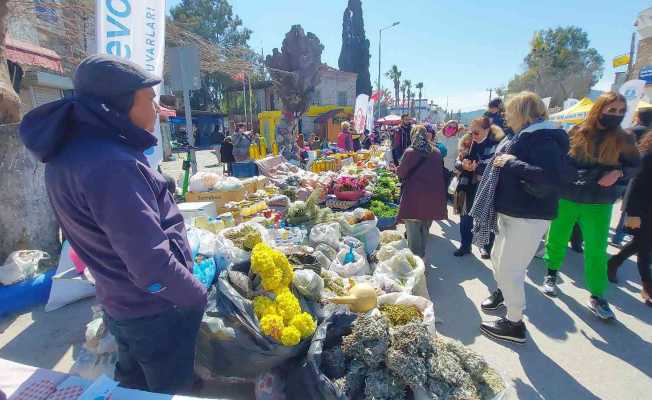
[550,98,594,125]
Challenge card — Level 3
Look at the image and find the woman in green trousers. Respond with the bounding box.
[543,92,640,320]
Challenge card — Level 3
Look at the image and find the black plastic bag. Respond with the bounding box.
[196,262,320,378]
[285,307,357,400]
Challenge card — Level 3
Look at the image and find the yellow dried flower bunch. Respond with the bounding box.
[251,243,294,292]
[251,243,316,346]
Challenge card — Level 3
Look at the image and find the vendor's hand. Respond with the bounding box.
[625,216,641,229]
[493,154,516,168]
[598,170,623,187]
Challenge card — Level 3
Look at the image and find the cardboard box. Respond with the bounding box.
[185,188,246,210]
[241,178,257,194]
[177,201,217,222]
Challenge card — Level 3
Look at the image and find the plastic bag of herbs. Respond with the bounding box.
[196,260,321,379]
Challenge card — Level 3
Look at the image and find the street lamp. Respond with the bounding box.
[377,21,400,120]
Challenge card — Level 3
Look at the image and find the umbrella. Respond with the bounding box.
[377,114,402,126]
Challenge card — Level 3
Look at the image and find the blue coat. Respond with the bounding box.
[20,97,207,320]
[494,121,570,220]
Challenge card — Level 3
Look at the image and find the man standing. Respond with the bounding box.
[19,55,207,394]
[392,113,413,164]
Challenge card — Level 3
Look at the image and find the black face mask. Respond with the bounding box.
[599,114,624,130]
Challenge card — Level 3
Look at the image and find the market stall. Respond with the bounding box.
[165,144,512,399]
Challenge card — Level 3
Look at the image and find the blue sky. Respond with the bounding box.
[166,0,650,111]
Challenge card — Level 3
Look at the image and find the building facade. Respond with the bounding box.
[630,6,652,98]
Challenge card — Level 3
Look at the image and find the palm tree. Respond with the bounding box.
[404,80,412,116]
[385,65,401,108]
[415,82,424,121]
[400,80,408,113]
[494,86,506,99]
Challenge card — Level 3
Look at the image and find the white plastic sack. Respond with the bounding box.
[380,230,403,245]
[70,348,117,380]
[189,171,221,192]
[219,222,273,265]
[378,292,436,335]
[329,247,370,278]
[215,176,245,192]
[376,239,409,262]
[0,250,48,285]
[374,249,428,298]
[292,269,324,301]
[340,210,381,255]
[309,222,341,249]
[45,242,96,312]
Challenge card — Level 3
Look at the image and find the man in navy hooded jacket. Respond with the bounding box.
[19,55,207,394]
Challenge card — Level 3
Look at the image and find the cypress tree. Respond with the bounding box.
[338,0,372,96]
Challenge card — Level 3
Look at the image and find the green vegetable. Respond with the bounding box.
[368,200,398,218]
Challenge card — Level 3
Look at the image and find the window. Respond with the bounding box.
[312,90,321,105]
[337,91,348,106]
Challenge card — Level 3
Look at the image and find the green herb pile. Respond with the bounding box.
[371,169,400,204]
[369,200,398,219]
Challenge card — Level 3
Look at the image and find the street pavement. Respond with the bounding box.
[1,156,650,399]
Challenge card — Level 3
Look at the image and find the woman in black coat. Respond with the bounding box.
[608,131,652,306]
[220,136,235,175]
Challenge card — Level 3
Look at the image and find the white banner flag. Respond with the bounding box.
[96,0,166,167]
[619,79,647,130]
[354,94,369,135]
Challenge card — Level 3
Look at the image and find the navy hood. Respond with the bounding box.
[518,120,569,150]
[19,96,158,163]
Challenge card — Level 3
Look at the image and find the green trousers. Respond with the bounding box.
[544,199,613,297]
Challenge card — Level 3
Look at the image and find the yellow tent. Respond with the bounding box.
[550,98,594,125]
[637,100,652,110]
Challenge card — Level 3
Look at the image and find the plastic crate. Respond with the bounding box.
[231,161,259,178]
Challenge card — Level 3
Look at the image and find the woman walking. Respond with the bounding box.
[542,92,640,320]
[453,116,505,258]
[397,125,448,258]
[472,92,568,344]
[608,132,652,306]
[220,136,235,175]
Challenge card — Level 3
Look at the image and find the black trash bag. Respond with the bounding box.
[196,262,321,379]
[285,307,358,400]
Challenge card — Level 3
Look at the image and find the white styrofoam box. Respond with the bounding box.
[178,201,217,222]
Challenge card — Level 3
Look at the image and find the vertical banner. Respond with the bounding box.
[619,79,647,130]
[354,94,369,135]
[96,0,166,167]
[366,99,375,132]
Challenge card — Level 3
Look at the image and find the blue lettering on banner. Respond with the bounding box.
[639,65,652,84]
[104,0,132,60]
[144,6,157,72]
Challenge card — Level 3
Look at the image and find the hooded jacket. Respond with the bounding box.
[494,121,570,220]
[19,97,207,320]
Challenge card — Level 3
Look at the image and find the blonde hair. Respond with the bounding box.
[505,91,548,133]
[341,121,351,130]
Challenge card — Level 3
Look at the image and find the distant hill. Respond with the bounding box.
[459,109,485,124]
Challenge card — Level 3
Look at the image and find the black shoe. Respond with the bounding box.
[481,318,527,344]
[480,248,491,259]
[481,289,504,311]
[454,247,471,257]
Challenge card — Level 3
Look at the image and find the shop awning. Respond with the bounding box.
[550,98,594,125]
[377,114,402,125]
[5,37,63,74]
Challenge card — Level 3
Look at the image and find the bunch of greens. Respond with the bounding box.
[368,200,398,219]
[372,170,400,204]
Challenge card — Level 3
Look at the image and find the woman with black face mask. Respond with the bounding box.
[542,92,640,320]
